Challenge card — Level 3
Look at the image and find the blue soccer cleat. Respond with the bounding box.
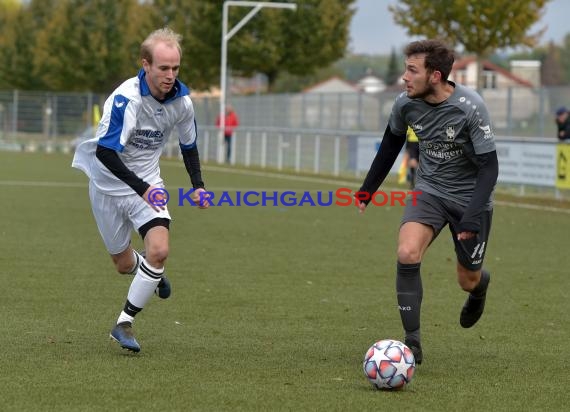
[110,322,141,353]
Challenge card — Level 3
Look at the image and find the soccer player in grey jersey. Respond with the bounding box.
[356,39,499,364]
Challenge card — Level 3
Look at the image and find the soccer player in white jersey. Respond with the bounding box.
[72,28,210,353]
[356,40,499,364]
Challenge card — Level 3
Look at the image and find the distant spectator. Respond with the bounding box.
[216,104,240,163]
[555,106,570,142]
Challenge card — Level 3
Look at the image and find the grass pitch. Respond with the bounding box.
[0,151,568,411]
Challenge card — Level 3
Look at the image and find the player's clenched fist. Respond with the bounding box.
[191,187,211,209]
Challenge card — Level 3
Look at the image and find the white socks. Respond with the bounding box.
[117,257,163,325]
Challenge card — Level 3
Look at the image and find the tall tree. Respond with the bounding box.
[32,0,155,92]
[178,0,356,92]
[559,34,570,85]
[0,0,21,89]
[0,0,55,90]
[267,0,356,90]
[541,42,564,86]
[148,0,218,91]
[389,0,549,90]
[384,47,400,86]
[1,0,355,93]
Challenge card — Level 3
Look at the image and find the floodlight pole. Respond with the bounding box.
[219,1,297,163]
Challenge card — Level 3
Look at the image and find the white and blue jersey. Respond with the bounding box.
[73,69,197,195]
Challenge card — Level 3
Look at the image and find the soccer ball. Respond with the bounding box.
[363,339,416,390]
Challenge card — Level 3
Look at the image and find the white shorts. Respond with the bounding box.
[89,182,171,255]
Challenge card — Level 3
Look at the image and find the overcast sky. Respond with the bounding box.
[350,0,570,55]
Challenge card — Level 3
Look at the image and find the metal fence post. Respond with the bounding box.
[245,131,251,167]
[337,93,342,129]
[261,132,267,168]
[231,132,237,165]
[319,93,324,129]
[12,90,18,138]
[538,88,545,137]
[314,135,320,174]
[203,130,210,162]
[333,136,340,176]
[87,92,93,130]
[506,87,513,136]
[295,134,301,172]
[277,134,283,170]
[357,91,363,130]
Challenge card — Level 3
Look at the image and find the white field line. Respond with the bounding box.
[1,165,569,215]
[0,180,86,188]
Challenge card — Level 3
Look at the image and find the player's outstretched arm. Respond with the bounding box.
[357,125,406,214]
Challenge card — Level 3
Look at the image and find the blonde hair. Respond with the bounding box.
[140,27,182,64]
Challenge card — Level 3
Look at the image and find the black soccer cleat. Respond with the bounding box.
[460,272,490,328]
[405,338,423,365]
[155,275,171,299]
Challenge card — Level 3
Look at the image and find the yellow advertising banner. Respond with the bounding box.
[556,144,570,189]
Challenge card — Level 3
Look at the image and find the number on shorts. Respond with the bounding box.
[470,241,486,259]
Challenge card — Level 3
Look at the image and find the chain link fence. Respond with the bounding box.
[0,86,568,176]
[2,87,569,197]
[2,86,570,144]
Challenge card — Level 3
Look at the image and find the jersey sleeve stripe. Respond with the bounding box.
[98,94,130,152]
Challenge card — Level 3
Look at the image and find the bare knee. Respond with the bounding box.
[397,222,432,264]
[112,252,136,274]
[144,244,169,268]
[397,244,422,264]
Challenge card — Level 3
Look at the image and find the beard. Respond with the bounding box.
[407,79,435,100]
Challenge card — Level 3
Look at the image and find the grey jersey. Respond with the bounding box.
[389,82,496,208]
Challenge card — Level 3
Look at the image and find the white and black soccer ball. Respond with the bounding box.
[363,339,415,390]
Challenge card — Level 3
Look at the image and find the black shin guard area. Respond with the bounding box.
[123,299,142,317]
[396,262,422,333]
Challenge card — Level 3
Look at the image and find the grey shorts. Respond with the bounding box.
[401,191,493,271]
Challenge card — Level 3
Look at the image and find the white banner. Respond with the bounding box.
[495,141,556,187]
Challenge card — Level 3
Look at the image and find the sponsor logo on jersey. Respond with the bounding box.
[129,129,165,150]
[422,141,463,160]
[135,129,164,139]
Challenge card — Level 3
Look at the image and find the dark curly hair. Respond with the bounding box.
[404,40,455,81]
